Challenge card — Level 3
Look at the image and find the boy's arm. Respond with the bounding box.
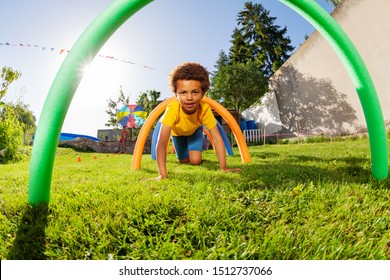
[156,123,171,179]
[209,125,227,170]
[209,125,240,173]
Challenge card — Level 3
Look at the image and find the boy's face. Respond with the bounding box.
[175,80,204,114]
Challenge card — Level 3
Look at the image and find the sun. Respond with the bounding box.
[79,58,126,95]
[61,58,125,136]
[81,59,109,83]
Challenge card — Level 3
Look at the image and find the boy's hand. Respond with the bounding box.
[221,167,241,173]
[141,175,166,182]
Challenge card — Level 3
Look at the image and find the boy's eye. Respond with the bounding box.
[178,90,200,95]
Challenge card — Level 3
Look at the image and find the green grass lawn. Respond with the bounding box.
[1,138,390,260]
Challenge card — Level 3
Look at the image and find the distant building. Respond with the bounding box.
[96,129,121,141]
[211,109,240,137]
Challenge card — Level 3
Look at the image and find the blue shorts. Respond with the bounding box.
[171,126,203,160]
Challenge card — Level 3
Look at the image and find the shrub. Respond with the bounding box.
[277,139,290,145]
[0,108,23,163]
[305,135,331,143]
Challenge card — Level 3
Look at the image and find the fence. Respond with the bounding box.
[243,129,262,143]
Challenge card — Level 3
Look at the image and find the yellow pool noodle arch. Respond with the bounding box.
[131,96,251,170]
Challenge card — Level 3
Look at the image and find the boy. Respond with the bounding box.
[154,62,239,180]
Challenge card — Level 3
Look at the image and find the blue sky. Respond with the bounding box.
[0,0,334,137]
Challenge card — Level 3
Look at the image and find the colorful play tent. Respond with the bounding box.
[116,104,147,128]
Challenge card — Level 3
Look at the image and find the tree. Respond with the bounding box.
[212,50,230,76]
[326,0,341,6]
[229,2,294,77]
[135,89,161,116]
[210,2,293,116]
[0,66,25,162]
[105,86,131,128]
[132,89,161,138]
[4,101,36,144]
[0,106,23,163]
[1,66,22,101]
[209,57,268,117]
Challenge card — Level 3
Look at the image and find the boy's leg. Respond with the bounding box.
[171,136,190,163]
[187,127,203,165]
[188,151,202,165]
[171,127,203,165]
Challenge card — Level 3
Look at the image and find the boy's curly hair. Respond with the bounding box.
[169,62,210,93]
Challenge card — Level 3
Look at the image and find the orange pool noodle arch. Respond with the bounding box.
[131,96,250,170]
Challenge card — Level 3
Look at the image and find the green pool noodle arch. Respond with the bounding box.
[28,0,388,204]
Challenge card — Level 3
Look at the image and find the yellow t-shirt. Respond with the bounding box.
[160,99,217,136]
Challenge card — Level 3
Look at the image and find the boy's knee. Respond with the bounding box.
[188,151,202,165]
[190,156,202,165]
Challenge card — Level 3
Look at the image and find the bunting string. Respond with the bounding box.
[1,41,168,74]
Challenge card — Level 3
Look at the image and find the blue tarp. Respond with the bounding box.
[59,133,100,142]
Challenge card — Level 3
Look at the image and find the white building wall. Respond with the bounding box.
[243,0,390,136]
